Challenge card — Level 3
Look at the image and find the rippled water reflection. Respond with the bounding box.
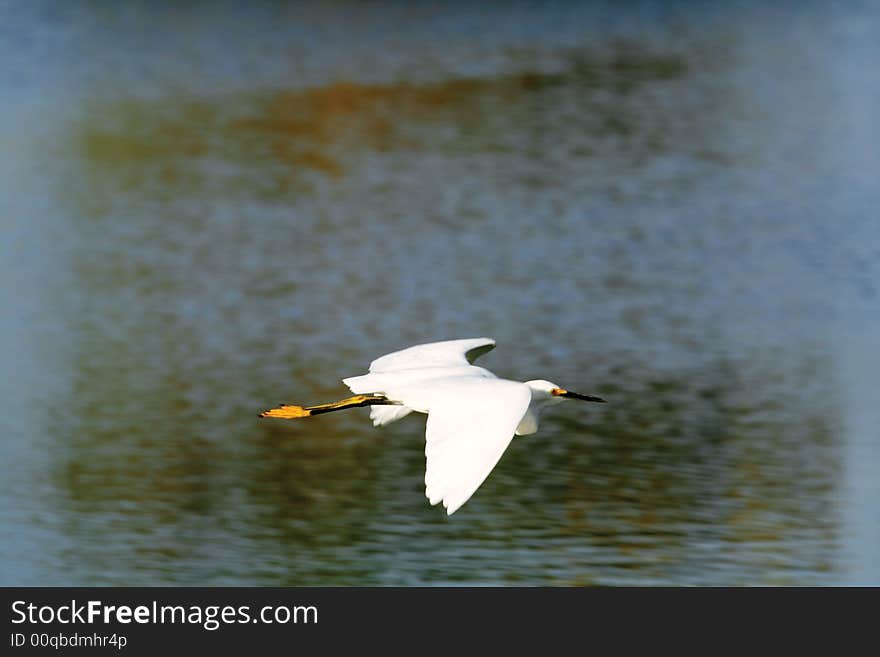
[1,1,877,585]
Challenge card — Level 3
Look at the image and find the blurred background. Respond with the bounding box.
[1,0,878,585]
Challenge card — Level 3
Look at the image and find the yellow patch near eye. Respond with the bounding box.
[551,388,567,396]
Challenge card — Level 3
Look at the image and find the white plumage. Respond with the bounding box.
[338,338,605,515]
[262,337,605,515]
[421,379,531,514]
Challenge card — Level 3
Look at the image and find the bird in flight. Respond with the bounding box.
[260,337,606,515]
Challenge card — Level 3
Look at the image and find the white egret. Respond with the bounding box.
[260,337,606,515]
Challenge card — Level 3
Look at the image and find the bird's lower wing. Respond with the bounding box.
[423,381,532,515]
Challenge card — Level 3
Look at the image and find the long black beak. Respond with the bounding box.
[553,388,607,403]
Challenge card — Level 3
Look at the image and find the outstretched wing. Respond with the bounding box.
[423,379,532,515]
[369,337,496,373]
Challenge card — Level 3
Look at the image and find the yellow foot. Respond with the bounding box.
[259,404,312,419]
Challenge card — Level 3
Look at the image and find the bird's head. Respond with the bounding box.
[525,379,607,404]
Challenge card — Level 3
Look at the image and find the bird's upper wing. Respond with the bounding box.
[369,337,496,373]
[423,379,532,515]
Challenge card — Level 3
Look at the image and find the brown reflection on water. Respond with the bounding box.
[71,43,692,208]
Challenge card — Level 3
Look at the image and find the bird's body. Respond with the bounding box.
[260,338,605,515]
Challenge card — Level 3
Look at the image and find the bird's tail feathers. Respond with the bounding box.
[341,374,375,394]
[370,405,413,426]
